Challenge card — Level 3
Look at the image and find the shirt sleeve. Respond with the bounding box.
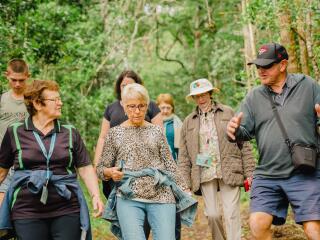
[73,128,91,168]
[312,79,320,134]
[312,77,320,105]
[147,101,161,120]
[96,130,117,180]
[235,92,256,141]
[157,127,188,190]
[177,120,192,189]
[103,105,111,121]
[0,128,14,169]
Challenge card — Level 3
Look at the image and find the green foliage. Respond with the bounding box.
[1,0,319,238]
[1,0,318,154]
[79,180,112,240]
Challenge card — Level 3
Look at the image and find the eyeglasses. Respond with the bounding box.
[42,97,62,103]
[126,104,147,112]
[159,106,173,111]
[193,92,210,99]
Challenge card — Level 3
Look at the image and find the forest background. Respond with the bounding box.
[0,0,319,239]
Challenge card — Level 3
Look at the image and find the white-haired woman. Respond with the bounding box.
[97,83,196,240]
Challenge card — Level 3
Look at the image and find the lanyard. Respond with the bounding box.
[33,131,57,181]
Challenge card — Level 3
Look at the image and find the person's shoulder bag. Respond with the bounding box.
[267,89,317,174]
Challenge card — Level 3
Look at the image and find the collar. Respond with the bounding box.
[8,90,24,102]
[267,82,289,95]
[191,102,224,119]
[264,74,299,94]
[163,115,174,122]
[24,116,61,134]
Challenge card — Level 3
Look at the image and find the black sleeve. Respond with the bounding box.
[147,101,161,120]
[0,128,14,169]
[73,128,91,168]
[103,105,111,121]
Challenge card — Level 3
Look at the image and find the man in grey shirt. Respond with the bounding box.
[227,43,320,240]
[0,59,29,205]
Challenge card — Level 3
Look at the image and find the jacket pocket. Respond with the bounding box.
[224,155,243,174]
[222,155,244,186]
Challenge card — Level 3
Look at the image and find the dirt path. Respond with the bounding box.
[102,196,306,239]
[181,196,306,240]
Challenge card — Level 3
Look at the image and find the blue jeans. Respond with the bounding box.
[0,168,14,193]
[117,197,176,240]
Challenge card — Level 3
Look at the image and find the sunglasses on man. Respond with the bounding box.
[256,63,275,70]
[256,58,285,70]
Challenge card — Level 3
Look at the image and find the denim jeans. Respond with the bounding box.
[103,168,197,239]
[117,197,176,240]
[0,168,14,192]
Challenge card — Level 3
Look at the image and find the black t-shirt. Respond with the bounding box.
[104,100,160,128]
[0,118,91,220]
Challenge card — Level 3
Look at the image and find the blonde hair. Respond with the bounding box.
[156,93,175,113]
[121,83,150,104]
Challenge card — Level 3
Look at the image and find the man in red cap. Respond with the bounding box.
[227,43,320,239]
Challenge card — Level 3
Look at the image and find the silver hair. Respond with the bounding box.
[121,83,150,104]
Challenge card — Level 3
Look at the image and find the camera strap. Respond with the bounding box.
[266,89,292,151]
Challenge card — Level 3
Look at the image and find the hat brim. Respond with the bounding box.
[186,87,220,101]
[247,58,276,66]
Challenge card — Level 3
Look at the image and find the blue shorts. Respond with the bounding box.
[250,170,320,225]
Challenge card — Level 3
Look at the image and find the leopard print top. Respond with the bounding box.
[96,124,187,203]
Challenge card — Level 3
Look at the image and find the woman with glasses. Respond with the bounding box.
[0,80,104,240]
[93,70,162,185]
[97,83,195,240]
[93,70,162,238]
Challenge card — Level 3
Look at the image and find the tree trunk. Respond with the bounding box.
[193,5,201,74]
[297,16,309,75]
[277,5,300,73]
[305,0,320,81]
[295,0,309,75]
[242,0,256,90]
[100,0,109,32]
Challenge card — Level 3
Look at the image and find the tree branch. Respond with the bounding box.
[155,19,190,74]
[291,26,306,43]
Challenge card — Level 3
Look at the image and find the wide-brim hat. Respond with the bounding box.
[186,78,219,100]
[248,43,289,67]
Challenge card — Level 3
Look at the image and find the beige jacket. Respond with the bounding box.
[178,102,255,194]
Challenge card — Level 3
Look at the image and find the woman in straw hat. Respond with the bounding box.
[178,78,255,240]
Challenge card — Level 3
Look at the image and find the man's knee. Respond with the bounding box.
[206,209,222,223]
[249,212,273,238]
[303,221,320,240]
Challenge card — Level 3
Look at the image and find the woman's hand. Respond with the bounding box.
[78,165,105,218]
[184,188,192,196]
[108,167,124,182]
[92,195,104,218]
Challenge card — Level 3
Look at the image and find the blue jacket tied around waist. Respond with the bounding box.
[103,167,198,240]
[0,170,92,240]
